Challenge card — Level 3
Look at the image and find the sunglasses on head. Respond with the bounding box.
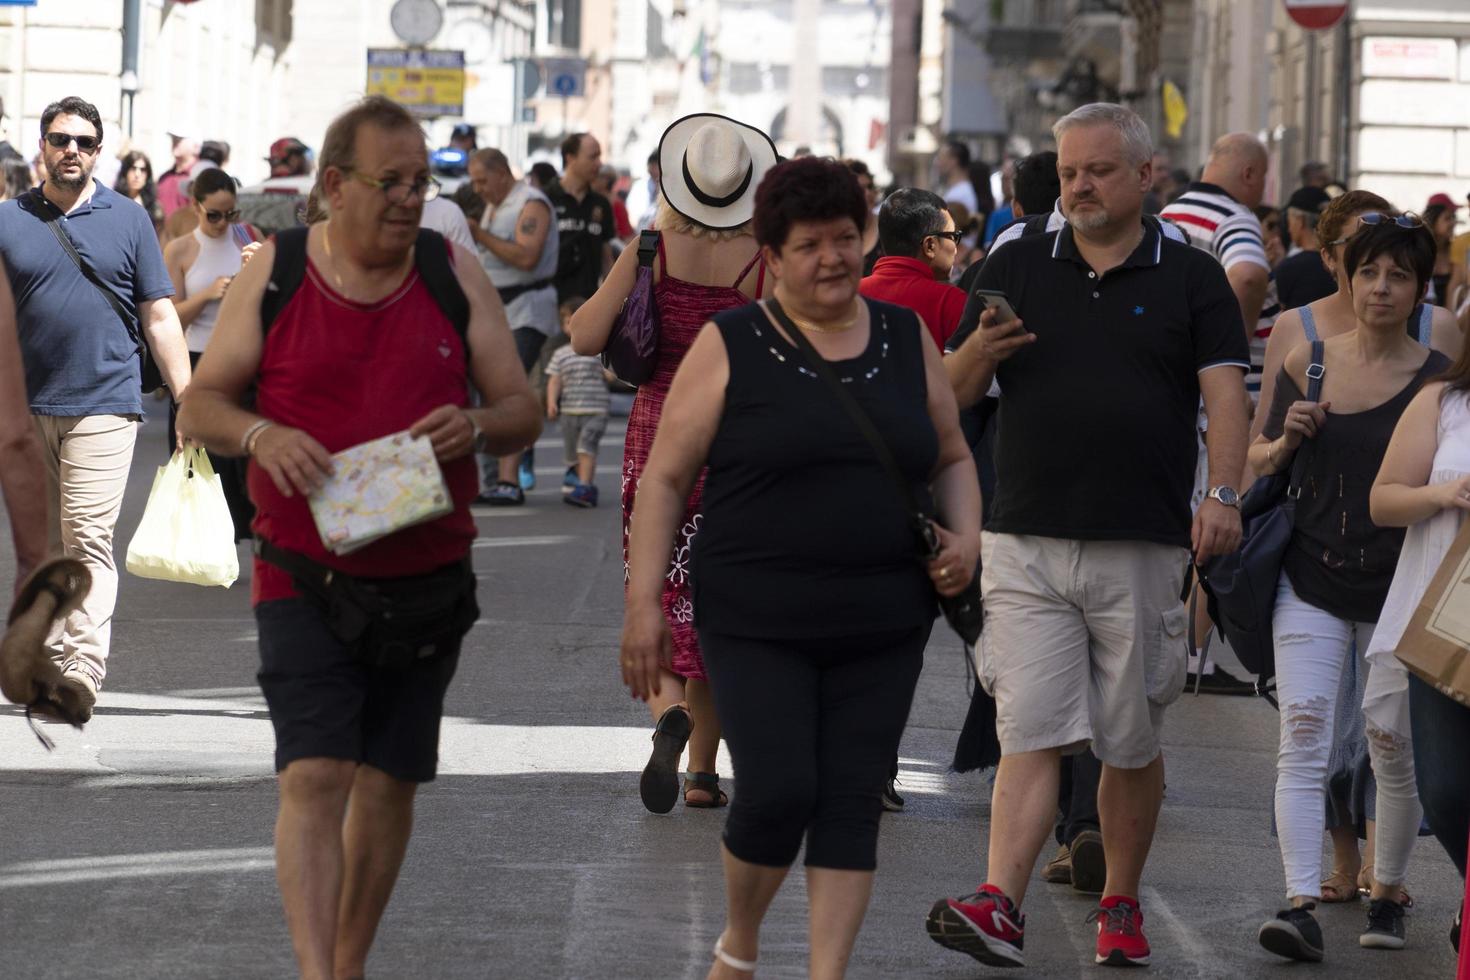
[203,208,241,224]
[44,132,99,152]
[1327,211,1424,247]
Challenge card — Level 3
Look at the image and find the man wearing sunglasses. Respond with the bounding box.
[0,96,190,721]
[859,188,969,350]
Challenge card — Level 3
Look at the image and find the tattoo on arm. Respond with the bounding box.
[519,218,539,236]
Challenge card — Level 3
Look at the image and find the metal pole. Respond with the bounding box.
[121,0,142,137]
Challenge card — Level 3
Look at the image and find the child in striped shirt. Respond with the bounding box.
[546,302,612,508]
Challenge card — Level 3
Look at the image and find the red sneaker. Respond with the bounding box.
[1090,895,1151,967]
[926,884,1026,968]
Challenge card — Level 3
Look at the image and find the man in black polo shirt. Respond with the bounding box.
[927,103,1249,971]
[548,132,614,303]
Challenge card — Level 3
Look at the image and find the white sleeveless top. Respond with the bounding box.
[478,181,559,335]
[1366,388,1470,667]
[182,227,244,352]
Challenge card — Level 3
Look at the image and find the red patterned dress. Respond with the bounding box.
[622,236,764,680]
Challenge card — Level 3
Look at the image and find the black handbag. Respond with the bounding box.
[767,299,984,644]
[31,189,164,394]
[1197,340,1324,701]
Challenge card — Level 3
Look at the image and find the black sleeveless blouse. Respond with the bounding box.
[691,297,939,638]
[1263,350,1451,622]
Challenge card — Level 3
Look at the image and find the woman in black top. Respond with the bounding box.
[621,158,980,978]
[1249,217,1448,962]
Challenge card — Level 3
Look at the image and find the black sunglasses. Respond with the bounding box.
[45,132,99,153]
[1326,211,1425,247]
[203,208,241,224]
[929,230,965,244]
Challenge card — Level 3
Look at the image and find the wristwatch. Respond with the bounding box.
[1206,485,1240,508]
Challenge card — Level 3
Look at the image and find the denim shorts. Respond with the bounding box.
[559,413,607,463]
[255,598,461,782]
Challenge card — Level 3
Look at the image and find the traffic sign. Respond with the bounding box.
[1283,0,1348,30]
[539,57,586,99]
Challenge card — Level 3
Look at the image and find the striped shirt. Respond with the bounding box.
[547,345,610,415]
[1159,183,1270,273]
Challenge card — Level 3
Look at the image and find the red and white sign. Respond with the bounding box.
[1284,0,1348,30]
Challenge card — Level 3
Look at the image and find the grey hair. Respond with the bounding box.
[1052,103,1153,166]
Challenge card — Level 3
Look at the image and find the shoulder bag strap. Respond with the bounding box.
[765,298,937,556]
[1286,339,1326,497]
[32,189,141,350]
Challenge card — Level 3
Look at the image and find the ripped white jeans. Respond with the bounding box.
[1271,576,1419,900]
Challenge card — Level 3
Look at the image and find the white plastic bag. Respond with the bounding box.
[125,447,240,587]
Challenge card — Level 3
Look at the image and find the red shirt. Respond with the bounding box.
[249,257,478,605]
[859,256,967,349]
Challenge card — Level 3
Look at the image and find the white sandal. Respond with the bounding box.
[714,937,757,975]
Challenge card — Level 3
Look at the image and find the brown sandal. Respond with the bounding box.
[1320,870,1359,903]
[1357,869,1413,908]
[1,559,93,744]
[683,771,728,808]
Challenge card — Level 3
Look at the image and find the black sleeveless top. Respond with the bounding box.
[691,297,939,638]
[1263,350,1451,622]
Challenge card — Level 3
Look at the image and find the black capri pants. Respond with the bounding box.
[700,623,930,871]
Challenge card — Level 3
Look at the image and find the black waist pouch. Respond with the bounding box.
[257,539,479,670]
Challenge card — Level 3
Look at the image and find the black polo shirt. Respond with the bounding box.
[965,220,1248,548]
[547,182,614,302]
[1275,248,1338,311]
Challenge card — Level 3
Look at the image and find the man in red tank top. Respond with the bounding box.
[178,97,541,980]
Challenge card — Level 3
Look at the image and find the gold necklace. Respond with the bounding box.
[785,300,861,333]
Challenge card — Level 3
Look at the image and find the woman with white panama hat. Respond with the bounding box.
[569,113,776,815]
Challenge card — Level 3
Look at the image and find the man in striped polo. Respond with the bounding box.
[1161,133,1271,350]
[1162,133,1272,696]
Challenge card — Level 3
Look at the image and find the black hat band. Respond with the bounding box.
[682,151,753,210]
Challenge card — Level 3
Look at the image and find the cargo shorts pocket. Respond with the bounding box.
[1145,603,1189,707]
[972,627,997,697]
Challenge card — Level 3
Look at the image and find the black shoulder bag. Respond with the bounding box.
[765,298,984,645]
[31,189,164,394]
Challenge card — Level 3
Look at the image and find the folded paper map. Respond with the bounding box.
[308,431,451,555]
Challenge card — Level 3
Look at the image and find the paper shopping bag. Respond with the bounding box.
[1396,519,1470,706]
[125,448,240,587]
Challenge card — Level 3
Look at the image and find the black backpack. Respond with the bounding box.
[261,227,470,349]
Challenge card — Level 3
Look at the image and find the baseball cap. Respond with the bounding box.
[450,123,476,141]
[267,137,309,176]
[1426,192,1460,210]
[1285,186,1331,215]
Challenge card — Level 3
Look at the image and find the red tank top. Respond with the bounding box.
[249,256,478,605]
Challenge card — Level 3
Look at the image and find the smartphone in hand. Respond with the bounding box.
[974,289,1019,325]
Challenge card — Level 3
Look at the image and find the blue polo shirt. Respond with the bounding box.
[0,181,174,416]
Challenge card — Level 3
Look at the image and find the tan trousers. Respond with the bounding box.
[33,413,139,687]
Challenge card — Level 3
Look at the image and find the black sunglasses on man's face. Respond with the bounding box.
[44,132,99,153]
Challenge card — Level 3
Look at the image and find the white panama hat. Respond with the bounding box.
[657,113,777,231]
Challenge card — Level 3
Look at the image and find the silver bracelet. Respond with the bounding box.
[240,419,274,456]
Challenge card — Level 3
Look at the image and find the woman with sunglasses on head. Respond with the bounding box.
[1249,216,1450,962]
[162,167,258,535]
[1252,196,1462,906]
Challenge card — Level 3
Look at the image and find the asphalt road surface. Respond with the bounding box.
[0,415,1462,979]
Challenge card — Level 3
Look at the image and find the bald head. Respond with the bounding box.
[1201,133,1268,208]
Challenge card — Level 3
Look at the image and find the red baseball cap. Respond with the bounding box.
[267,137,309,176]
[1426,192,1460,210]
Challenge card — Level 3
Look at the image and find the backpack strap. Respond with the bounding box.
[413,229,471,353]
[260,226,309,336]
[1286,339,1326,499]
[261,227,471,355]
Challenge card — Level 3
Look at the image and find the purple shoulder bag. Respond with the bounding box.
[601,230,661,386]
